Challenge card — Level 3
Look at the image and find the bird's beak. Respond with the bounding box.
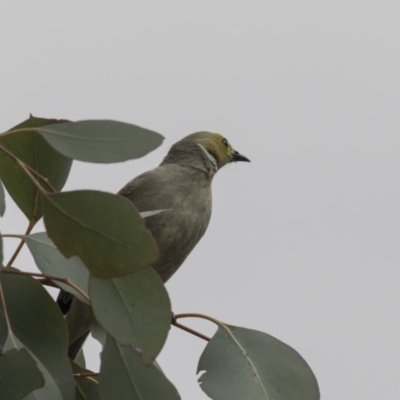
[232,150,250,162]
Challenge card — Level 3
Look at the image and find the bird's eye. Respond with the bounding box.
[222,138,229,147]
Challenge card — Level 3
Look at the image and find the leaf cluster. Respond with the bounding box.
[0,116,320,399]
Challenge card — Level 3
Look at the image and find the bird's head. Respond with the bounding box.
[162,132,250,174]
[194,132,250,169]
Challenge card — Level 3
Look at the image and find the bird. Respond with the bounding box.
[58,131,250,358]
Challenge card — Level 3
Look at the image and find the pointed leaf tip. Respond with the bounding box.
[0,116,72,221]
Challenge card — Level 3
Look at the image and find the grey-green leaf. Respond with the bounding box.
[0,179,5,216]
[74,349,86,369]
[90,269,171,364]
[0,348,45,400]
[90,318,107,347]
[0,115,72,221]
[71,361,98,400]
[43,190,158,279]
[99,335,180,400]
[22,232,89,304]
[197,325,320,400]
[38,120,164,163]
[0,272,75,400]
[87,387,100,400]
[0,233,3,265]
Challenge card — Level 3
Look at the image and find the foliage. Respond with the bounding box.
[0,115,320,400]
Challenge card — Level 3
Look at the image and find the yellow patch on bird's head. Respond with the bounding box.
[166,132,250,171]
[191,132,238,169]
[196,132,234,169]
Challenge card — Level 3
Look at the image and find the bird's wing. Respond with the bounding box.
[118,165,182,212]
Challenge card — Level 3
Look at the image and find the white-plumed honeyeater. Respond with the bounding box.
[58,132,250,358]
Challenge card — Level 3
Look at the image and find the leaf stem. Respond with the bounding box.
[174,313,223,327]
[73,372,99,378]
[1,234,24,238]
[1,268,90,304]
[0,280,17,348]
[5,220,36,267]
[175,313,239,344]
[0,144,56,194]
[0,127,41,137]
[171,314,212,341]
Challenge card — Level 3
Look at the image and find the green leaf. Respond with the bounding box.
[90,269,171,364]
[70,360,99,400]
[0,348,45,400]
[0,116,73,221]
[43,190,158,279]
[0,272,75,400]
[38,120,164,163]
[0,179,5,216]
[87,387,100,400]
[74,349,86,369]
[197,325,320,400]
[99,335,180,400]
[0,234,3,265]
[90,318,107,347]
[22,232,89,304]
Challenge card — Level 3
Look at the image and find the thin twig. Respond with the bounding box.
[1,269,90,304]
[5,220,36,267]
[37,278,60,288]
[174,312,222,326]
[14,158,48,195]
[0,144,56,193]
[0,281,17,348]
[73,372,99,378]
[171,315,210,341]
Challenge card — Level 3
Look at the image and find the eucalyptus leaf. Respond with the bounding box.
[70,360,98,400]
[0,233,3,265]
[99,335,180,400]
[197,325,320,400]
[38,120,164,163]
[22,232,89,304]
[0,115,72,221]
[0,179,5,216]
[43,190,158,279]
[90,318,107,347]
[75,349,86,369]
[0,273,75,400]
[90,268,171,364]
[87,387,100,400]
[0,348,44,400]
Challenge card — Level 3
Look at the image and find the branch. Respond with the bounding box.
[171,314,210,341]
[5,220,36,267]
[0,144,57,193]
[1,269,90,304]
[0,278,20,348]
[0,281,17,348]
[174,312,222,326]
[73,372,99,378]
[37,277,61,288]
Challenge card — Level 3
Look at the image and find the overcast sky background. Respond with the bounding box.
[1,2,399,399]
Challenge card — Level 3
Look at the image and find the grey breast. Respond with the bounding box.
[118,163,212,282]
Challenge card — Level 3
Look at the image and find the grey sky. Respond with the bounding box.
[1,2,399,399]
